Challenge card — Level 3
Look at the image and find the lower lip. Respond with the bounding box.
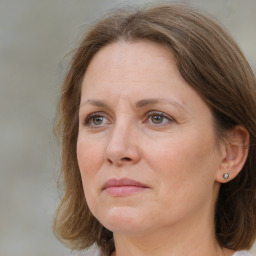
[104,186,147,196]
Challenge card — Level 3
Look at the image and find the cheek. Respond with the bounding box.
[76,136,105,200]
[76,135,108,217]
[145,131,219,195]
[77,136,103,174]
[143,137,219,224]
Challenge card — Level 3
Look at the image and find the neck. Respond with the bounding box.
[112,226,234,256]
[111,195,234,256]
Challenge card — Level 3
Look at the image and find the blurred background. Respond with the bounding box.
[0,0,255,255]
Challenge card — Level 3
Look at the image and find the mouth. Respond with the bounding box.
[102,178,149,196]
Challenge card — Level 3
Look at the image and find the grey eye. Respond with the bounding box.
[92,116,104,125]
[83,112,111,128]
[150,115,164,124]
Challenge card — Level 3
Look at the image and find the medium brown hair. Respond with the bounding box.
[53,3,256,253]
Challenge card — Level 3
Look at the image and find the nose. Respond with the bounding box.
[104,121,141,166]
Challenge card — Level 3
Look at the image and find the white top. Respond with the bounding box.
[73,248,252,256]
[233,252,252,256]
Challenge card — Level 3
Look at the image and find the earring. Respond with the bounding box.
[223,173,229,180]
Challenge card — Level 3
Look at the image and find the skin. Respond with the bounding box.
[77,40,248,256]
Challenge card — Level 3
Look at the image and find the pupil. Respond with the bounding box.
[93,116,103,125]
[152,115,163,124]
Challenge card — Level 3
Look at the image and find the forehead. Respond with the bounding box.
[81,40,184,95]
[81,40,211,116]
[86,40,175,69]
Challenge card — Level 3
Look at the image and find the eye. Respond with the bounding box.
[150,114,165,124]
[91,116,105,125]
[83,112,110,128]
[145,111,173,126]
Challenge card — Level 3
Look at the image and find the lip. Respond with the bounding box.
[102,178,149,196]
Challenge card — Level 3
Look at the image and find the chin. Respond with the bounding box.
[97,206,149,234]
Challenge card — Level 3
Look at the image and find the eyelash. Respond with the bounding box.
[82,111,174,128]
[83,112,109,127]
[144,111,174,126]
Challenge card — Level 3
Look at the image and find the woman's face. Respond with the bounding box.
[77,40,224,235]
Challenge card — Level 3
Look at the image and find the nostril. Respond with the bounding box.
[121,157,132,161]
[107,159,113,164]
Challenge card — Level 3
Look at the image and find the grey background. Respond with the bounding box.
[0,0,255,255]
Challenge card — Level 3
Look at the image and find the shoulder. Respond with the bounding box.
[70,249,253,256]
[69,247,105,256]
[233,251,253,256]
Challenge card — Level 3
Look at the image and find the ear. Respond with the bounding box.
[216,125,249,183]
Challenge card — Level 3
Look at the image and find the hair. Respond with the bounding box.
[53,3,256,254]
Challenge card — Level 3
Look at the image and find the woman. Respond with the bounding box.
[53,3,256,256]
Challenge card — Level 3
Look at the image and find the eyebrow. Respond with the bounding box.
[135,98,185,110]
[80,99,108,108]
[80,98,188,113]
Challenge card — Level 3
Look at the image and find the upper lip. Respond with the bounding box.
[102,178,149,190]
